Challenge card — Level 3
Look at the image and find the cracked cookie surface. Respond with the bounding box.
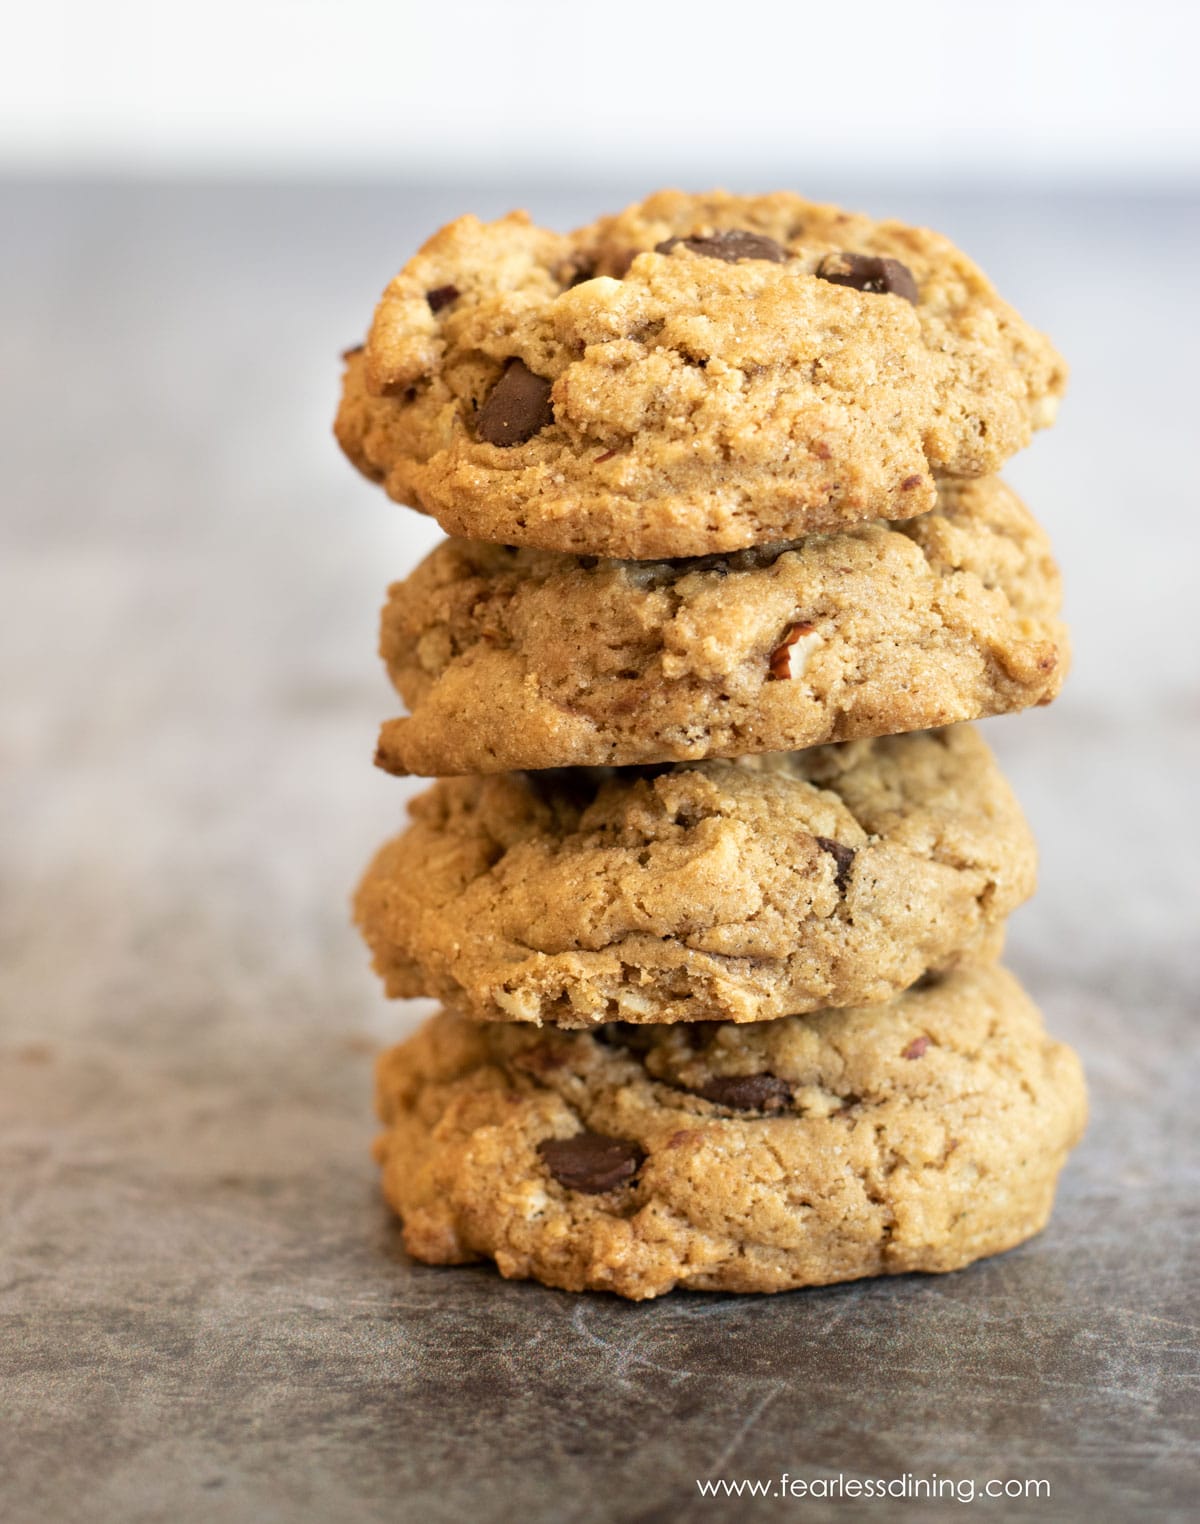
[335,189,1065,558]
[376,475,1066,777]
[375,963,1086,1299]
[355,726,1034,1027]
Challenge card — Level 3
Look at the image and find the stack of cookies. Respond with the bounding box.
[335,191,1086,1301]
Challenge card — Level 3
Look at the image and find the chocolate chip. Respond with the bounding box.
[426,284,460,313]
[817,252,918,303]
[476,360,555,447]
[537,1133,643,1193]
[696,1074,794,1113]
[901,473,924,491]
[655,229,788,264]
[341,342,364,360]
[902,1036,930,1060]
[815,836,856,893]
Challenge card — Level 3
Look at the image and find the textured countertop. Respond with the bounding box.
[1,181,1197,1523]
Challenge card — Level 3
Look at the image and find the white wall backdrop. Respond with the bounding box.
[3,0,1197,182]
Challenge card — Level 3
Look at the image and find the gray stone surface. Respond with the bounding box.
[1,181,1198,1523]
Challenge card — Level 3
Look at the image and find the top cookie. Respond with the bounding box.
[335,189,1066,558]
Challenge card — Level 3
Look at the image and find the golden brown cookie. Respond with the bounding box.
[335,190,1065,557]
[375,963,1086,1299]
[375,476,1066,777]
[355,726,1034,1027]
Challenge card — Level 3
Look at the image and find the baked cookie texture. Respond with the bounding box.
[376,475,1066,777]
[375,964,1086,1299]
[335,189,1066,558]
[355,726,1034,1028]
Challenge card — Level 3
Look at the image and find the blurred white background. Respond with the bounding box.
[3,0,1198,183]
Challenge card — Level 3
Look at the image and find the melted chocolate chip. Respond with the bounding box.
[426,284,460,313]
[537,1133,643,1193]
[815,836,856,893]
[817,252,918,303]
[902,1036,931,1060]
[655,229,788,265]
[696,1074,793,1113]
[476,360,555,447]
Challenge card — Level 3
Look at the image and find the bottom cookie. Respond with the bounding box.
[374,964,1086,1300]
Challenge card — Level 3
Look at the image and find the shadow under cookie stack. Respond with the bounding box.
[335,190,1087,1301]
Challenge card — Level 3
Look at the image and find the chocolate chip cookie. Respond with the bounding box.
[375,475,1066,777]
[355,726,1033,1027]
[335,189,1066,558]
[374,963,1086,1298]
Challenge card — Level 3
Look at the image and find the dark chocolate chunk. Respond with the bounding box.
[426,284,460,313]
[817,252,918,303]
[815,836,856,893]
[476,360,555,447]
[537,1133,643,1193]
[655,229,788,264]
[696,1074,794,1113]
